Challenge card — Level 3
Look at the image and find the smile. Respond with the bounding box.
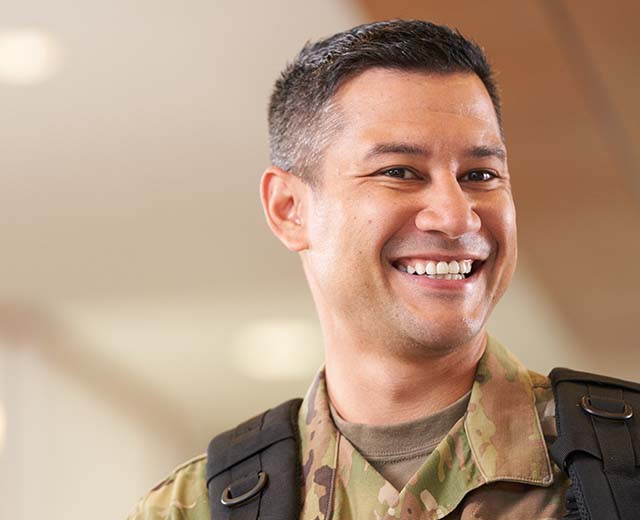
[393,259,478,280]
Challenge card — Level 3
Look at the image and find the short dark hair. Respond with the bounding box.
[268,19,502,185]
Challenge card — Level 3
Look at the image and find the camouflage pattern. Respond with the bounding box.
[127,454,209,520]
[127,336,569,520]
[299,336,568,519]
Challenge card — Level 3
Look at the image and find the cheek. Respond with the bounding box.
[480,196,518,297]
[482,195,517,249]
[356,193,415,244]
[305,197,361,276]
[500,201,518,262]
[310,193,394,251]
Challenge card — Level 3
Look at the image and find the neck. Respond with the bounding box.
[324,332,486,425]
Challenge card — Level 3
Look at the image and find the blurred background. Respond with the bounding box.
[0,0,638,518]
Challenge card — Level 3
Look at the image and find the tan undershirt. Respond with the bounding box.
[329,391,471,491]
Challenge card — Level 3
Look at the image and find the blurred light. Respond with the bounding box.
[232,320,322,381]
[0,401,5,455]
[0,29,63,85]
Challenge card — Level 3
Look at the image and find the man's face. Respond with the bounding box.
[300,69,517,354]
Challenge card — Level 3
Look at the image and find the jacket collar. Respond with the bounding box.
[297,336,554,519]
[464,336,553,486]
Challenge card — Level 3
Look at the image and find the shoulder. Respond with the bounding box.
[127,454,210,520]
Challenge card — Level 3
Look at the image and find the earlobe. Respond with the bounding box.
[260,167,309,252]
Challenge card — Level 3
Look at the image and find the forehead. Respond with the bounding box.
[331,68,501,147]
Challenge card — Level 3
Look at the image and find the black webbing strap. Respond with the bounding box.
[206,398,303,520]
[549,368,640,520]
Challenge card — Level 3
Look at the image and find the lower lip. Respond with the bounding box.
[392,264,482,290]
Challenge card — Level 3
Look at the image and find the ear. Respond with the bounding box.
[260,166,309,252]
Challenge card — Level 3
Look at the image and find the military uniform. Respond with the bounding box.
[127,337,569,519]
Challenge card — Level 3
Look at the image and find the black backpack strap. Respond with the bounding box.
[205,398,303,520]
[549,368,640,520]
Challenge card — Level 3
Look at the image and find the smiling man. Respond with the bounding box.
[128,20,571,520]
[265,66,519,429]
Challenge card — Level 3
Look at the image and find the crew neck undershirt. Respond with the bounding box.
[329,391,471,491]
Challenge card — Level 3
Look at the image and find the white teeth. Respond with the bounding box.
[398,259,476,279]
[436,261,449,274]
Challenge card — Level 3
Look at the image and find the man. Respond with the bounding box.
[128,20,569,519]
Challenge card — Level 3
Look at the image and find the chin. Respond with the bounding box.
[401,315,486,356]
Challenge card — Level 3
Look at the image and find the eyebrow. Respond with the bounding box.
[364,142,430,160]
[466,145,507,162]
[364,142,507,162]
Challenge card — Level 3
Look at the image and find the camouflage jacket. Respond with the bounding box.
[127,337,569,519]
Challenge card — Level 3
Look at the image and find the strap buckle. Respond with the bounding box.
[580,395,633,420]
[220,471,268,507]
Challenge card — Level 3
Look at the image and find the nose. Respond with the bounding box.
[414,176,481,238]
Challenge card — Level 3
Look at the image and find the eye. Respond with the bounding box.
[462,170,498,182]
[379,167,419,180]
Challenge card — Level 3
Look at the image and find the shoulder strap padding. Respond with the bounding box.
[549,367,640,520]
[206,398,303,520]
